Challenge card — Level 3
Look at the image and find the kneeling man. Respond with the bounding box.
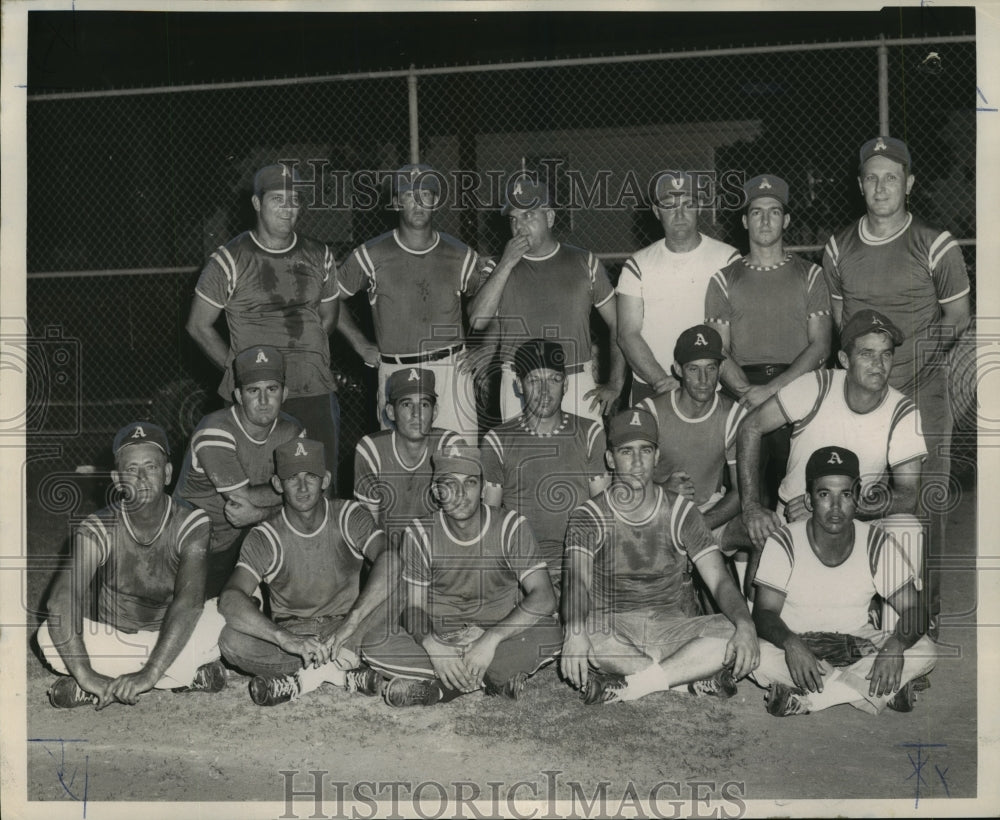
[752,445,936,716]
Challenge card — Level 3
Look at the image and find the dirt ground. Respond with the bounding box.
[14,467,982,817]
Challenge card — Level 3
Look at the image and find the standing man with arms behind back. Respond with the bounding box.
[186,163,342,482]
[822,137,972,629]
[617,171,740,403]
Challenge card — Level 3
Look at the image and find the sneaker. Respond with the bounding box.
[886,680,917,713]
[912,674,932,693]
[581,671,626,705]
[688,667,738,699]
[344,666,381,697]
[172,660,227,694]
[484,671,528,700]
[249,673,300,706]
[48,677,98,709]
[764,682,810,717]
[383,677,442,708]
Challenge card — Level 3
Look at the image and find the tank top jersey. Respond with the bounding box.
[639,390,745,504]
[78,499,210,633]
[705,253,831,366]
[173,406,304,552]
[401,506,547,630]
[236,499,383,621]
[617,234,740,380]
[481,413,607,565]
[774,369,927,504]
[756,519,914,634]
[337,230,485,355]
[485,243,615,366]
[565,486,717,616]
[822,214,970,392]
[195,231,338,400]
[353,428,467,534]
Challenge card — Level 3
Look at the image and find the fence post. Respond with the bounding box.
[878,35,890,134]
[408,64,419,163]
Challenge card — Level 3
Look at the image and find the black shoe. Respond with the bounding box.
[383,677,442,707]
[764,682,810,717]
[484,671,528,700]
[344,666,381,696]
[688,667,738,699]
[887,680,917,713]
[48,677,98,709]
[581,671,626,705]
[172,660,227,693]
[249,673,300,706]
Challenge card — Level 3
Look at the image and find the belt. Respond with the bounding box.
[742,363,789,378]
[381,342,465,366]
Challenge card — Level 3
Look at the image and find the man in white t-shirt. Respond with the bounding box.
[751,445,935,716]
[617,171,740,403]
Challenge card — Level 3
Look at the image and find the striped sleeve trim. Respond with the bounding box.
[323,244,335,280]
[177,507,210,550]
[256,522,283,583]
[459,247,478,293]
[499,510,525,561]
[866,525,886,580]
[339,501,365,559]
[209,246,239,298]
[939,288,970,304]
[788,370,832,439]
[355,436,382,477]
[518,561,549,583]
[725,402,748,453]
[482,429,504,466]
[564,499,604,556]
[824,235,840,266]
[887,397,927,466]
[405,519,433,580]
[359,529,384,560]
[79,516,111,566]
[620,256,641,283]
[194,289,225,310]
[192,428,237,451]
[589,251,614,308]
[585,420,604,458]
[928,232,959,271]
[725,249,742,265]
[669,493,692,555]
[234,561,262,584]
[438,430,468,451]
[769,526,796,571]
[638,396,657,422]
[708,269,729,302]
[356,245,378,304]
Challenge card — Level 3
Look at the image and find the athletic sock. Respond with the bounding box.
[620,664,674,701]
[297,661,347,695]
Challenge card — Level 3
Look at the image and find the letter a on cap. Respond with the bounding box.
[255,349,269,364]
[408,369,419,381]
[695,333,708,347]
[629,411,642,426]
[670,177,684,190]
[759,178,772,189]
[874,137,887,151]
[132,425,146,439]
[294,442,307,458]
[828,450,844,465]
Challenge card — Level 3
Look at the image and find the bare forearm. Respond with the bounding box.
[618,331,670,386]
[753,609,795,649]
[219,590,289,646]
[712,574,754,631]
[187,323,229,371]
[482,587,554,646]
[737,422,765,510]
[767,338,830,392]
[719,358,752,396]
[143,595,204,679]
[337,309,375,354]
[468,265,514,330]
[702,491,740,531]
[341,548,399,634]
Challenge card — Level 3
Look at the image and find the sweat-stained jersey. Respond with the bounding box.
[337,230,485,355]
[484,243,615,366]
[77,499,210,633]
[755,519,915,634]
[236,499,384,621]
[564,487,717,616]
[353,428,467,533]
[400,506,547,631]
[822,213,970,392]
[481,413,607,570]
[173,406,304,553]
[773,369,926,505]
[705,253,831,366]
[195,231,338,400]
[639,390,745,504]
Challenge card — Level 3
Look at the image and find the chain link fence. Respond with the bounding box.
[24,35,977,479]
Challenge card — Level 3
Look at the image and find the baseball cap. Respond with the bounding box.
[513,338,566,378]
[394,164,441,196]
[234,345,285,386]
[805,445,861,485]
[274,438,326,480]
[433,444,482,476]
[744,174,789,208]
[502,175,551,215]
[386,367,437,402]
[113,421,170,457]
[253,163,297,197]
[652,171,696,206]
[840,309,905,350]
[674,324,726,366]
[608,408,658,447]
[859,136,911,172]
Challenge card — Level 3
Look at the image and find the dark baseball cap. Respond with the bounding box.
[840,309,905,350]
[608,407,658,447]
[653,171,696,206]
[513,338,566,378]
[744,174,789,207]
[386,367,437,402]
[859,136,911,172]
[805,445,861,485]
[113,421,170,457]
[674,324,726,365]
[502,175,550,215]
[433,444,482,476]
[253,163,297,197]
[234,345,285,386]
[394,164,442,196]
[274,438,326,480]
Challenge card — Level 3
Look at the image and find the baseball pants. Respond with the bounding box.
[378,351,478,441]
[500,361,602,423]
[37,599,225,689]
[219,613,357,677]
[751,624,937,714]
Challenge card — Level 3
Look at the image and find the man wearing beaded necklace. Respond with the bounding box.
[705,174,832,510]
[481,339,610,593]
[39,422,227,709]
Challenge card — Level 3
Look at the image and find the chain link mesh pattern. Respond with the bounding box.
[24,39,977,476]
